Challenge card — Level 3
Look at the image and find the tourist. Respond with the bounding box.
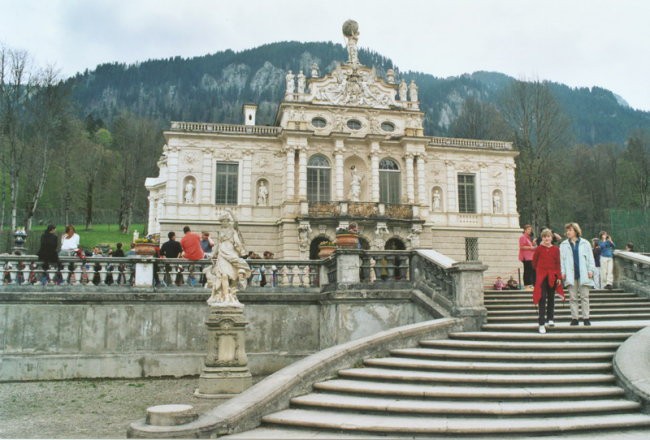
[160,232,182,259]
[37,224,59,284]
[518,224,537,290]
[532,229,565,334]
[625,242,635,252]
[591,238,601,290]
[560,222,596,326]
[506,276,519,290]
[126,243,137,257]
[180,226,204,261]
[200,232,215,258]
[59,225,80,256]
[493,276,505,290]
[112,242,125,257]
[598,231,615,290]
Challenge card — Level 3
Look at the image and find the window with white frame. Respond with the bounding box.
[307,154,331,202]
[215,162,238,205]
[379,158,401,204]
[457,173,476,213]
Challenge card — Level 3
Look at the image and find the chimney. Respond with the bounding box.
[243,104,257,126]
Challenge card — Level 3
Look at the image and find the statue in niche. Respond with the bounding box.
[493,192,502,213]
[297,71,306,94]
[432,188,442,211]
[184,179,195,204]
[205,211,251,306]
[409,80,418,102]
[399,80,407,101]
[311,63,320,78]
[342,20,360,65]
[285,70,295,95]
[257,181,269,206]
[348,165,363,202]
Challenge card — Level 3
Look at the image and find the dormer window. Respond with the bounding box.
[311,117,327,128]
[347,119,362,130]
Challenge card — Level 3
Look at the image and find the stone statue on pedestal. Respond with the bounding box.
[409,80,418,102]
[342,20,360,66]
[285,70,295,97]
[399,80,407,101]
[348,165,363,202]
[205,211,251,306]
[184,179,195,204]
[297,71,306,94]
[311,62,320,78]
[257,181,268,206]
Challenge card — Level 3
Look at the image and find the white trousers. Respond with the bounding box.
[569,280,590,320]
[600,256,614,287]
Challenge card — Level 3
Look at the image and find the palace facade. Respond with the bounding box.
[145,22,521,282]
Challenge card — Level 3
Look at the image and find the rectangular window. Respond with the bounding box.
[457,174,476,213]
[465,237,479,261]
[307,168,330,202]
[380,172,400,204]
[215,162,238,205]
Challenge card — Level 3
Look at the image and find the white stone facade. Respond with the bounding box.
[145,27,522,283]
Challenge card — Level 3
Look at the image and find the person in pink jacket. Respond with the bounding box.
[518,224,537,289]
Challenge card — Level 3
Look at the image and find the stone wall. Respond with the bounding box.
[0,288,438,381]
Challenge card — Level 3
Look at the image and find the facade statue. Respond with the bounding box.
[348,165,363,202]
[399,80,407,101]
[386,69,395,84]
[285,70,295,96]
[298,222,312,252]
[409,80,418,102]
[184,179,195,204]
[297,71,306,94]
[493,192,502,213]
[205,211,252,306]
[311,63,320,78]
[432,188,441,211]
[257,181,269,206]
[342,20,360,65]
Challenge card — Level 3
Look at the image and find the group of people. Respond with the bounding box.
[516,222,630,334]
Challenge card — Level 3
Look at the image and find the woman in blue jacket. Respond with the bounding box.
[559,222,596,326]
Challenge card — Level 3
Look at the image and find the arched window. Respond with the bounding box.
[307,154,331,202]
[379,158,401,204]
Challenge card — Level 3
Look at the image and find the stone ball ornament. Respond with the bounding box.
[342,19,359,37]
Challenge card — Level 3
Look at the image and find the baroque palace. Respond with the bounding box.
[145,21,521,281]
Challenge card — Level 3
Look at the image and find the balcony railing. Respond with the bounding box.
[429,136,513,151]
[307,201,413,220]
[169,121,282,136]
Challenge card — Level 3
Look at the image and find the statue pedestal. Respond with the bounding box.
[195,304,252,398]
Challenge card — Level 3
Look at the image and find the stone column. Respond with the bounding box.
[147,196,156,236]
[297,146,307,200]
[196,305,252,397]
[370,142,380,202]
[285,147,296,201]
[405,153,415,204]
[416,154,426,206]
[242,150,253,205]
[334,142,345,201]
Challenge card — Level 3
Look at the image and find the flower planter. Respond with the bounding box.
[318,246,336,259]
[335,233,359,249]
[134,243,158,256]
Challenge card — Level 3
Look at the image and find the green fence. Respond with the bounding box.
[609,209,649,253]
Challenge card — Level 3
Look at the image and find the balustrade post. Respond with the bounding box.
[449,261,488,331]
[134,258,155,287]
[335,249,362,284]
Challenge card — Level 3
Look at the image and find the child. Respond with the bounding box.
[506,276,518,290]
[493,276,505,290]
[532,229,565,334]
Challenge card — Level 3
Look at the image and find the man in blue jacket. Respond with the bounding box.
[560,222,596,326]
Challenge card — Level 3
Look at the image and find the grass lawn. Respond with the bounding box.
[28,224,146,253]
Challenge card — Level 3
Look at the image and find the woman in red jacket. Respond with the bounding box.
[532,229,565,334]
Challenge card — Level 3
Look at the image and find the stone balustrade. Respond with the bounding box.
[614,250,650,298]
[429,136,513,151]
[307,201,413,220]
[169,121,282,136]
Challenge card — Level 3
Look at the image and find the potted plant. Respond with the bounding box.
[318,241,337,259]
[134,237,158,256]
[335,224,359,248]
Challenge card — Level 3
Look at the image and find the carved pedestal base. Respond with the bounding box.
[195,304,252,398]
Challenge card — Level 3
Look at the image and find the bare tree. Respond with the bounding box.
[501,80,571,232]
[450,96,510,140]
[622,133,650,210]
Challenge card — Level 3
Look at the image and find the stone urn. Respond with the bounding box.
[318,245,336,259]
[335,233,359,249]
[134,243,158,256]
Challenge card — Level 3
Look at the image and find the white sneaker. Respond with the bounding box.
[547,320,555,327]
[538,325,546,334]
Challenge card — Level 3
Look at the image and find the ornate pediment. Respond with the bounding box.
[306,65,398,109]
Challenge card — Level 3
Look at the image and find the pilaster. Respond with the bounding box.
[405,153,415,204]
[370,142,380,202]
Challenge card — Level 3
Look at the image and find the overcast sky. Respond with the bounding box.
[1,0,649,111]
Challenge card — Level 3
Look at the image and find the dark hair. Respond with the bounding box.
[65,224,76,234]
[46,224,56,233]
[626,242,634,251]
[168,231,176,239]
[183,226,190,233]
[116,242,123,249]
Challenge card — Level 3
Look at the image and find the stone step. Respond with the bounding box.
[484,293,637,301]
[364,357,613,373]
[290,393,640,416]
[337,367,615,385]
[487,307,650,317]
[261,408,650,434]
[418,338,619,351]
[449,331,634,342]
[486,301,650,310]
[487,313,650,323]
[312,379,626,400]
[390,347,615,362]
[485,289,626,296]
[481,323,647,333]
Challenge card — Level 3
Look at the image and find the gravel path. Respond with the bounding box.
[0,377,232,438]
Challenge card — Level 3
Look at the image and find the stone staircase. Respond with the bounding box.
[229,288,650,438]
